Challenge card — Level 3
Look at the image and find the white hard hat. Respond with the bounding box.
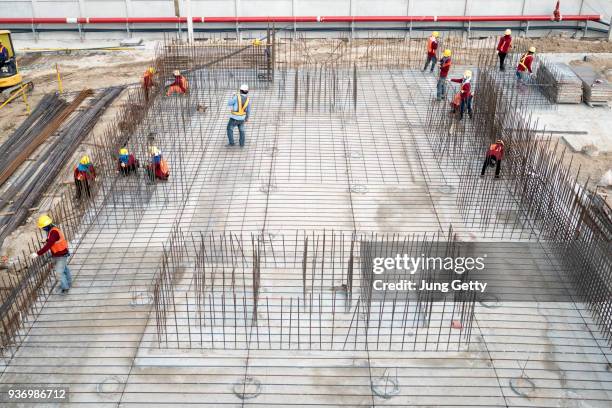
[505,29,511,35]
[240,83,249,92]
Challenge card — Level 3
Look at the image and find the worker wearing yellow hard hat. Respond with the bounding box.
[436,49,453,101]
[118,147,139,176]
[423,31,441,73]
[516,46,536,83]
[31,214,72,294]
[74,154,96,199]
[142,67,156,101]
[496,29,513,71]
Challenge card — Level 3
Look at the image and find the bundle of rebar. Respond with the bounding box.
[537,59,583,103]
[571,64,612,103]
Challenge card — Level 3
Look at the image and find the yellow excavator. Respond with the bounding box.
[0,30,33,105]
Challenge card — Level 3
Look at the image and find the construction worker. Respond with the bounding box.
[496,29,512,71]
[147,146,169,181]
[481,139,505,178]
[449,70,473,120]
[436,49,452,101]
[30,215,72,294]
[516,47,536,83]
[422,31,440,73]
[142,67,156,101]
[74,155,96,199]
[227,83,251,147]
[166,70,188,96]
[117,147,139,176]
[0,42,8,69]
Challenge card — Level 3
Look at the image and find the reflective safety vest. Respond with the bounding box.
[427,37,437,54]
[231,94,250,117]
[49,227,68,256]
[518,53,530,71]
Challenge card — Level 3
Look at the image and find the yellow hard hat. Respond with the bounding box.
[252,39,262,46]
[37,214,53,229]
[528,46,536,53]
[443,49,451,57]
[150,146,161,156]
[147,67,155,74]
[173,70,180,76]
[119,148,128,155]
[464,70,472,78]
[432,31,440,38]
[80,155,91,165]
[505,29,512,35]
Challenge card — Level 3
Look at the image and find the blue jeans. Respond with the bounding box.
[53,255,72,290]
[423,55,437,72]
[516,70,529,83]
[460,96,473,118]
[436,77,447,100]
[227,118,246,146]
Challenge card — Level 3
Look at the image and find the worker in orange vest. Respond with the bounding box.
[31,215,72,294]
[481,139,505,178]
[423,31,440,73]
[142,67,156,101]
[516,47,536,83]
[147,146,170,181]
[74,155,96,199]
[166,70,188,96]
[496,29,512,71]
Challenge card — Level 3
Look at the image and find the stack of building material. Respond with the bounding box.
[571,64,612,104]
[538,61,582,104]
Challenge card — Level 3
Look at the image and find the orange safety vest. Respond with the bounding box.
[231,94,250,117]
[518,53,530,71]
[427,37,437,53]
[49,227,68,255]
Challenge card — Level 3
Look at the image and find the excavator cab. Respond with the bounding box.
[0,30,33,104]
[0,30,22,89]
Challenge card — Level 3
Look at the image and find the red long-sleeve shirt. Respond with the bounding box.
[487,143,505,161]
[74,164,96,181]
[517,53,534,73]
[439,57,452,78]
[171,75,188,93]
[37,229,69,257]
[450,78,472,100]
[497,35,512,53]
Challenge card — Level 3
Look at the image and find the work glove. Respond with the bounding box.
[30,252,38,260]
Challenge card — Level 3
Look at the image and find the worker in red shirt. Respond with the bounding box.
[480,139,505,178]
[516,47,536,83]
[423,31,440,73]
[436,49,452,101]
[496,29,512,71]
[449,70,473,120]
[142,67,156,102]
[30,215,72,294]
[166,70,188,96]
[74,155,96,199]
[117,147,139,176]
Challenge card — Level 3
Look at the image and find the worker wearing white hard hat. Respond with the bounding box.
[496,29,513,71]
[227,83,251,147]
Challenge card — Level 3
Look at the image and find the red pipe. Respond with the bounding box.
[0,14,602,25]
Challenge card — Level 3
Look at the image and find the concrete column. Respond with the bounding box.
[30,0,38,40]
[406,0,412,37]
[235,0,240,39]
[608,17,612,42]
[185,0,194,43]
[125,0,132,37]
[350,0,354,39]
[292,0,297,35]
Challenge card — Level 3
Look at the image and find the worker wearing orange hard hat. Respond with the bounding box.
[423,31,440,73]
[74,155,96,199]
[30,215,72,294]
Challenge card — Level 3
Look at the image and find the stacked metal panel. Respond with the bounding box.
[572,64,612,104]
[538,61,582,104]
